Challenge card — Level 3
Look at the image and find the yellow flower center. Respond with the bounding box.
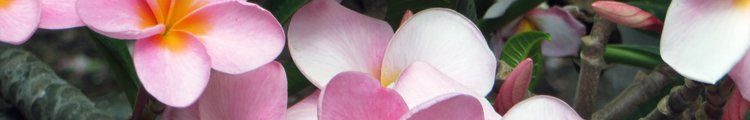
[737,0,750,9]
[139,0,211,52]
[0,0,13,9]
[516,18,539,33]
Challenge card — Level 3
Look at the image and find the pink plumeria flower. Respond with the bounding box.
[76,0,285,107]
[484,2,586,57]
[659,0,750,101]
[502,95,583,120]
[312,71,487,120]
[0,0,83,45]
[161,62,287,120]
[285,0,499,119]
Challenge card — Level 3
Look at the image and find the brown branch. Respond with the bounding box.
[640,79,706,120]
[591,65,678,120]
[0,44,114,120]
[696,78,734,119]
[573,15,615,118]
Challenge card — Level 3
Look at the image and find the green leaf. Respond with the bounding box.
[478,0,544,34]
[384,0,478,30]
[500,31,550,89]
[262,0,310,29]
[87,29,140,107]
[604,44,663,69]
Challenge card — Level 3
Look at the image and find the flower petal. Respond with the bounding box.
[77,0,163,39]
[382,8,496,95]
[39,0,83,29]
[286,90,321,120]
[134,31,211,107]
[400,93,484,120]
[495,58,533,115]
[198,62,287,120]
[162,104,201,120]
[722,88,750,120]
[288,0,393,88]
[319,72,408,120]
[527,7,585,57]
[660,0,750,84]
[731,50,750,101]
[173,1,285,74]
[503,95,582,120]
[483,0,516,19]
[393,62,501,120]
[0,0,40,45]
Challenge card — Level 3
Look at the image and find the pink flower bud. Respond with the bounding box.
[495,58,534,115]
[592,1,663,31]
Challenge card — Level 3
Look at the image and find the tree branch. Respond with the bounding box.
[640,79,705,120]
[0,44,114,120]
[574,15,615,118]
[696,78,734,119]
[591,65,677,120]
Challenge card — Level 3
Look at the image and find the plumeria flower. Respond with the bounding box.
[484,2,586,57]
[501,95,583,120]
[659,0,750,101]
[161,62,287,120]
[76,0,285,107]
[285,0,499,119]
[0,0,83,45]
[315,71,487,120]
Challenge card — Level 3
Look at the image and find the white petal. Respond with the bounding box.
[660,0,750,84]
[382,8,497,95]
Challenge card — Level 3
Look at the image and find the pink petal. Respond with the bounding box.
[527,7,585,57]
[660,0,750,84]
[287,90,321,120]
[503,95,583,120]
[134,31,211,107]
[382,8,496,95]
[77,0,164,39]
[731,50,750,101]
[288,0,393,88]
[495,58,533,115]
[39,0,83,29]
[401,94,484,120]
[173,1,285,74]
[198,62,287,120]
[0,0,41,45]
[723,88,750,120]
[393,62,501,120]
[319,72,408,120]
[162,104,201,120]
[591,1,662,31]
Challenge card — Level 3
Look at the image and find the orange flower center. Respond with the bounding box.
[0,0,13,9]
[737,0,750,9]
[139,0,211,52]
